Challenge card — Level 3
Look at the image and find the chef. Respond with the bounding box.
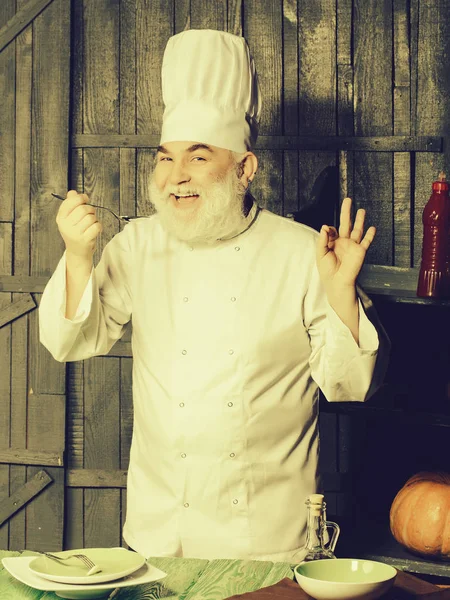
[39,29,389,562]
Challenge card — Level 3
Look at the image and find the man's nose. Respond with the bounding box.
[168,161,190,186]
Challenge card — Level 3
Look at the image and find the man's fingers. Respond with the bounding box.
[68,204,96,227]
[55,190,101,260]
[317,225,331,259]
[338,197,353,238]
[327,226,338,240]
[360,226,376,251]
[77,212,99,234]
[66,190,89,203]
[350,209,366,243]
[83,220,103,241]
[57,190,90,220]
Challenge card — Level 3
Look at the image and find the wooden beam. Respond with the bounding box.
[66,469,128,488]
[0,267,443,305]
[357,264,420,293]
[0,448,64,467]
[0,294,36,328]
[0,0,54,53]
[0,275,48,292]
[320,402,450,428]
[0,470,53,527]
[72,134,443,152]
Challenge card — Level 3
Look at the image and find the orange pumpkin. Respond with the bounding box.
[389,471,450,560]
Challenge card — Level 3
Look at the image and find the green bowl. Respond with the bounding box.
[293,558,397,600]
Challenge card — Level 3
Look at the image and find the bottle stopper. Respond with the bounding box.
[308,494,324,515]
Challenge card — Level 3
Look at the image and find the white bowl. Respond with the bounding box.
[293,558,397,600]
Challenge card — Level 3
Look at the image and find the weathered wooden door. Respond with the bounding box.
[1,0,449,555]
[64,0,449,550]
[0,0,70,551]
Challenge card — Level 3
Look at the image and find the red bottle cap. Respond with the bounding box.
[433,172,449,192]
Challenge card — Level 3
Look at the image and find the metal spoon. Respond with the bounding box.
[51,193,146,223]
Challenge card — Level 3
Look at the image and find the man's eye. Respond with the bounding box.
[158,157,205,162]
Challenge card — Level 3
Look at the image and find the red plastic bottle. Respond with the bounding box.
[416,172,450,298]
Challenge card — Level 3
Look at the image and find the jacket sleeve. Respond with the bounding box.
[39,226,133,362]
[304,260,390,402]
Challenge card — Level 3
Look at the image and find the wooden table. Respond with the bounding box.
[0,550,294,599]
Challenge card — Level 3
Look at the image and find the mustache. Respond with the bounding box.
[165,171,236,198]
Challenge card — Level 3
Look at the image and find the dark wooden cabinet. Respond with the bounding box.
[318,270,450,578]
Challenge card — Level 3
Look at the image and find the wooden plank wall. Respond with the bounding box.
[0,0,15,552]
[0,0,70,551]
[62,0,449,549]
[1,0,448,552]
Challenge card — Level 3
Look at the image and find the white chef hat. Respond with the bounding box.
[159,29,262,154]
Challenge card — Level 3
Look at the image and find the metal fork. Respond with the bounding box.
[51,193,146,223]
[44,551,102,575]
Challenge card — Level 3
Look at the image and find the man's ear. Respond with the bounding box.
[242,152,258,185]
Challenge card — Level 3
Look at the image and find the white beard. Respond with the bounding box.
[148,164,251,245]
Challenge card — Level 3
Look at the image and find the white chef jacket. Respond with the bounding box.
[39,203,385,562]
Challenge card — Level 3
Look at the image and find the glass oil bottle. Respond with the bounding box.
[301,493,340,562]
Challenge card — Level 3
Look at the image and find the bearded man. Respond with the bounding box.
[39,29,389,562]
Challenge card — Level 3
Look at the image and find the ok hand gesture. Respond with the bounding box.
[316,197,376,293]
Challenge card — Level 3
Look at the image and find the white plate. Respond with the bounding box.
[2,554,167,600]
[29,548,145,584]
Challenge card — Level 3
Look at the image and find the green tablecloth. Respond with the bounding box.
[0,550,295,599]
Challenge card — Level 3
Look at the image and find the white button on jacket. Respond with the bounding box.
[39,205,387,562]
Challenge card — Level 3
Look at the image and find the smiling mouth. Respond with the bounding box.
[172,194,200,202]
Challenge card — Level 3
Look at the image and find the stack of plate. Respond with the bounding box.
[2,547,167,599]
